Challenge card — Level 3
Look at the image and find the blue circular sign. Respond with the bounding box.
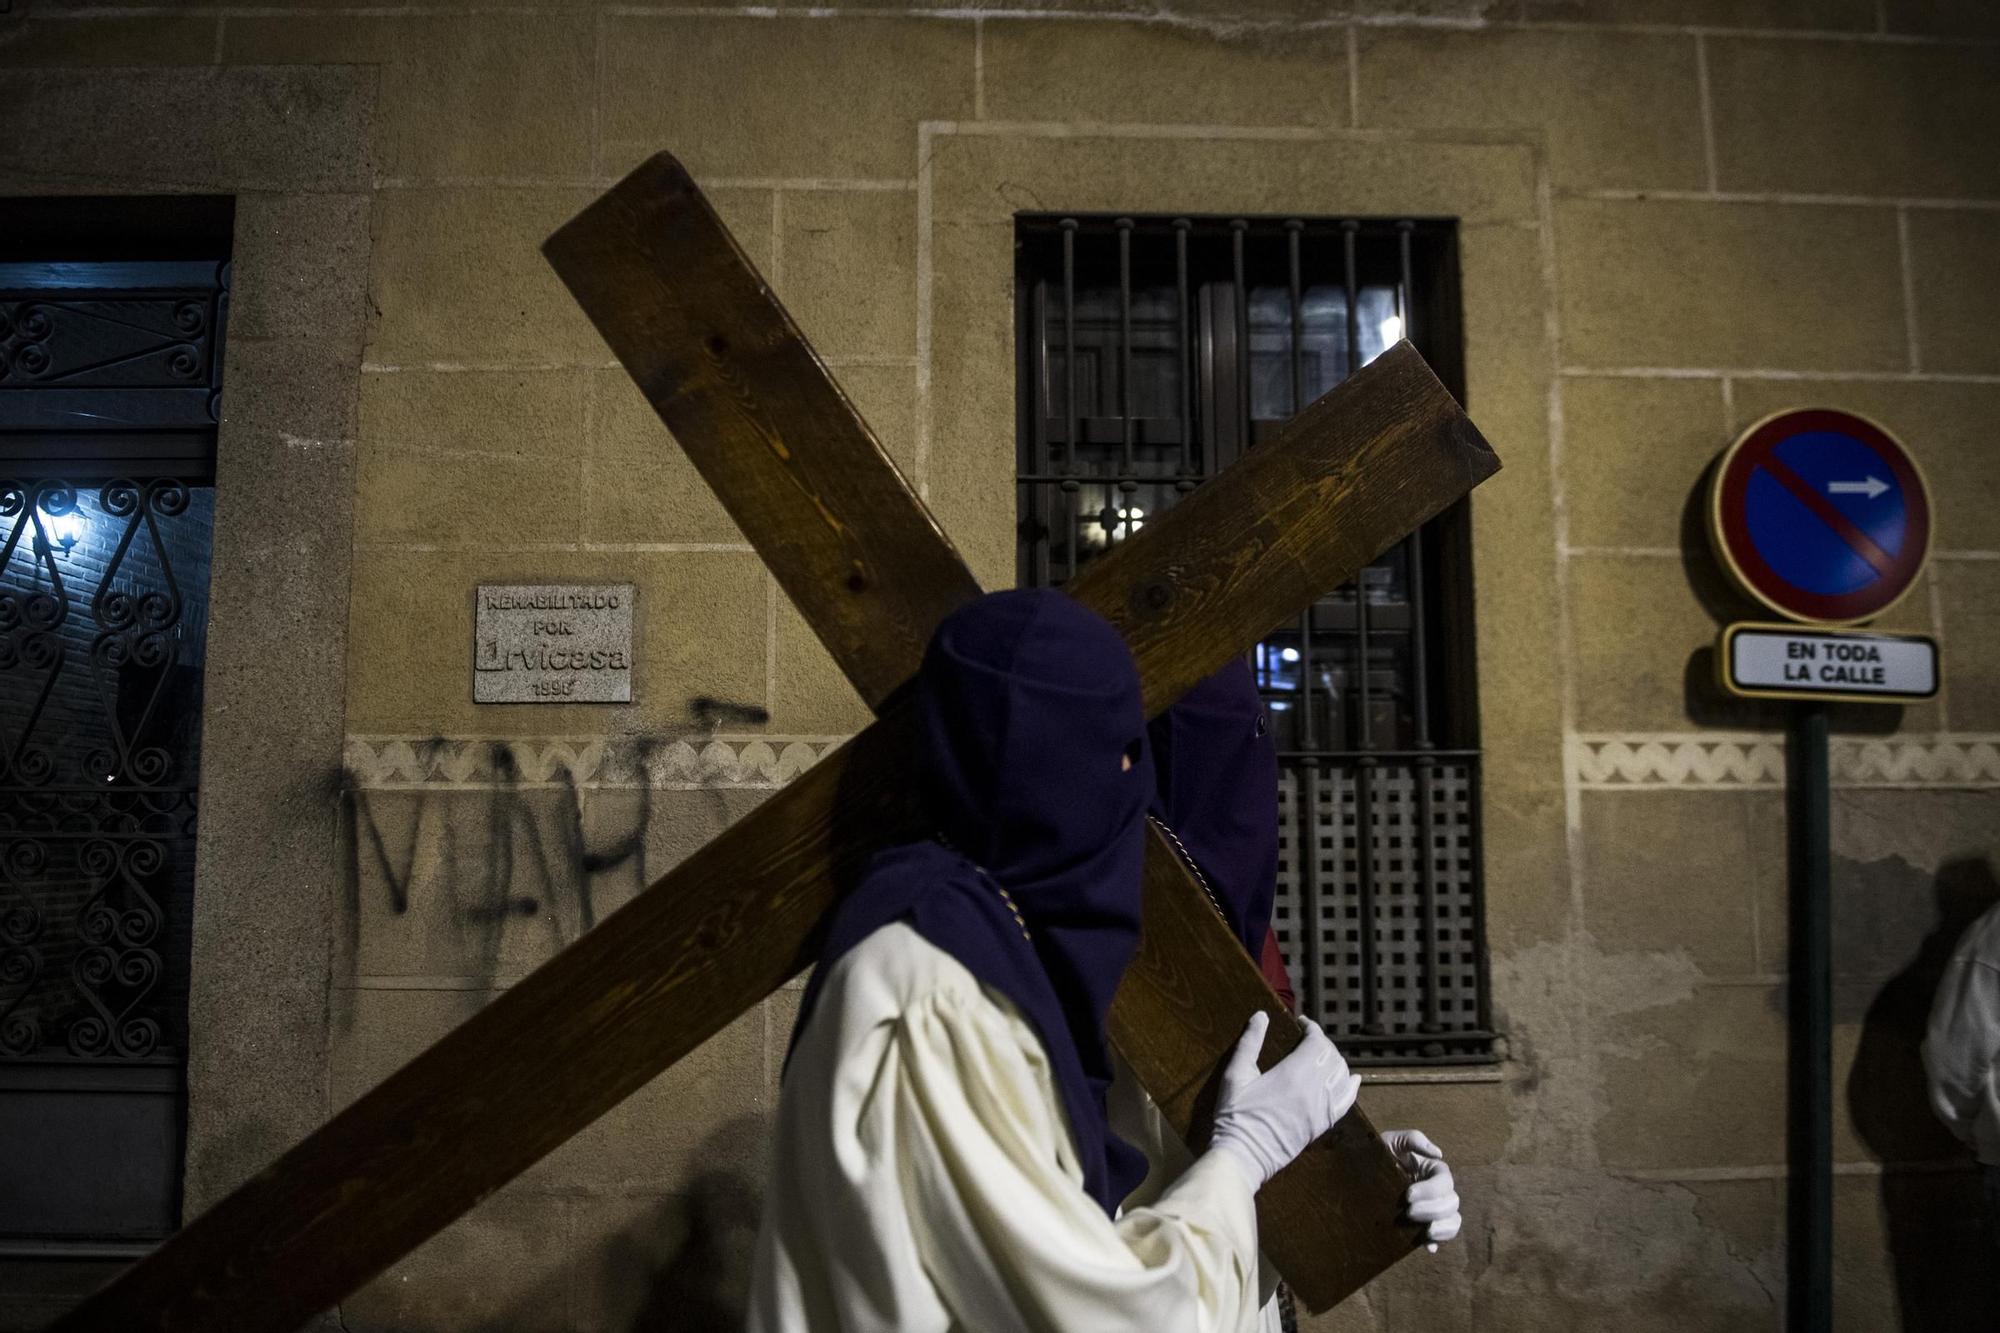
[1710,409,1931,625]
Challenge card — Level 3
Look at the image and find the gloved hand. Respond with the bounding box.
[1208,1010,1361,1192]
[1383,1129,1460,1251]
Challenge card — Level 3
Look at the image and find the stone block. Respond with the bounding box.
[570,1184,764,1333]
[1825,787,2000,1030]
[344,784,600,984]
[1709,37,2000,198]
[927,129,1539,230]
[1578,789,1768,976]
[220,335,363,445]
[1567,554,1719,732]
[228,192,372,349]
[777,189,917,360]
[1480,785,1574,956]
[585,367,744,546]
[1556,198,1905,372]
[1885,0,2000,33]
[1519,0,1874,24]
[833,361,920,481]
[923,214,1019,590]
[185,333,361,1202]
[982,21,1347,129]
[1469,503,1563,792]
[1729,376,2000,561]
[529,1003,770,1193]
[769,595,875,735]
[1832,1167,1995,1330]
[1596,984,1786,1168]
[1563,375,1729,551]
[344,546,768,735]
[0,16,218,66]
[342,783,778,984]
[578,786,774,925]
[1356,1078,1510,1168]
[358,444,584,549]
[704,186,778,276]
[222,15,593,180]
[1467,1166,1782,1328]
[341,1187,571,1332]
[1908,209,2000,376]
[361,367,586,460]
[1357,26,1705,191]
[0,66,373,193]
[330,987,496,1110]
[600,16,976,180]
[1935,560,2000,730]
[366,186,607,367]
[1458,221,1564,795]
[1460,223,1554,462]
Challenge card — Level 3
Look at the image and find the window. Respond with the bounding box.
[1015,215,1493,1064]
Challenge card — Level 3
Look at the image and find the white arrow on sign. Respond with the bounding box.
[1828,476,1890,500]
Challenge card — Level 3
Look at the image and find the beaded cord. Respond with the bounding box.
[1148,816,1232,930]
[935,832,1033,941]
[936,821,1230,942]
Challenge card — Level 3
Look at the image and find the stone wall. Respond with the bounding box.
[2,2,1996,1328]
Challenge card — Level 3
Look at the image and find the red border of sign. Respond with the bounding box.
[1709,408,1931,625]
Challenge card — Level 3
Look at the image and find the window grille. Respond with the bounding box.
[1014,215,1494,1064]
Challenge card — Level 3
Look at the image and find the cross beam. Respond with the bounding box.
[52,154,1497,1332]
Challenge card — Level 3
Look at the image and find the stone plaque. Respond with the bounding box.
[474,585,635,703]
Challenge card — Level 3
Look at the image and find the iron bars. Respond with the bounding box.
[1015,214,1493,1065]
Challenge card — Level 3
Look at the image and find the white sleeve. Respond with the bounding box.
[887,986,1263,1333]
[1923,953,2000,1146]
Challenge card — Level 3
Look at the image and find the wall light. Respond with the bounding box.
[39,508,84,557]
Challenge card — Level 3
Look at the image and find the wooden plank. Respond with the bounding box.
[54,244,1496,1333]
[1066,339,1498,718]
[1075,340,1497,1310]
[542,152,982,711]
[545,154,1488,1308]
[1111,831,1421,1311]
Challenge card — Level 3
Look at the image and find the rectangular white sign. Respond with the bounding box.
[1722,624,1938,704]
[474,584,635,704]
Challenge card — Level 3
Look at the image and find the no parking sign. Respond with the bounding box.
[1709,407,1931,625]
[1704,407,1940,1331]
[1707,407,1938,703]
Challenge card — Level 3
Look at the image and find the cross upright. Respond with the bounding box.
[52,153,1499,1333]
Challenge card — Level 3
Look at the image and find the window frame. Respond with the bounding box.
[1013,212,1496,1065]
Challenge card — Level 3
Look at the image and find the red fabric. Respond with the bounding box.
[1259,931,1298,1014]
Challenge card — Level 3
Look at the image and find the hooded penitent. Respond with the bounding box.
[790,588,1154,1216]
[1146,658,1281,964]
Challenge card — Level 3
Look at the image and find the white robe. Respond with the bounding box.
[748,921,1270,1333]
[1925,899,2000,1165]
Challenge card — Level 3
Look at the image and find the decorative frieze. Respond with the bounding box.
[1570,734,2000,790]
[342,734,848,790]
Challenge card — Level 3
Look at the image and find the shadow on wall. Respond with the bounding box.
[1843,854,1999,1329]
[614,1132,766,1333]
[457,1114,768,1333]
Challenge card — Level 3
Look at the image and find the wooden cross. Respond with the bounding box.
[53,154,1498,1332]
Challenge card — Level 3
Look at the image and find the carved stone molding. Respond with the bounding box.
[342,734,849,790]
[1570,734,2000,790]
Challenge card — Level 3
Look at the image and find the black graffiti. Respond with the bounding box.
[336,698,768,986]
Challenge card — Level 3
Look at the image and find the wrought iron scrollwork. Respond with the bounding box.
[68,838,165,1058]
[0,837,46,1056]
[0,476,207,1063]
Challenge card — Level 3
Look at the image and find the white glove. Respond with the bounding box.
[1208,1010,1361,1192]
[1383,1129,1460,1251]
